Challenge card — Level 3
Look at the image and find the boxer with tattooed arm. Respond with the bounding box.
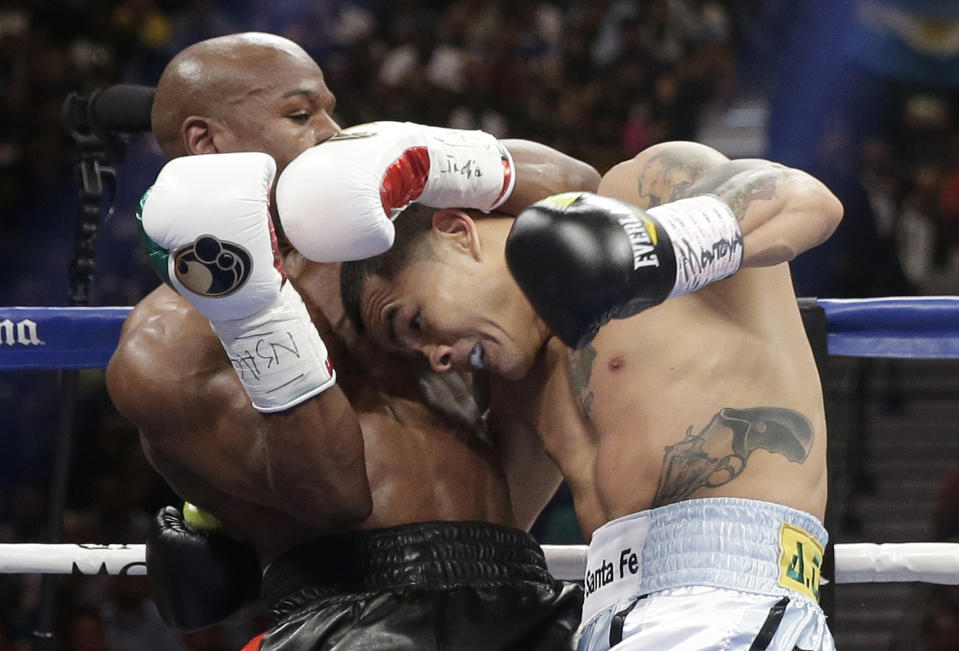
[342,140,843,651]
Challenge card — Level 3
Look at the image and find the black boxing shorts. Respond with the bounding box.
[244,521,583,651]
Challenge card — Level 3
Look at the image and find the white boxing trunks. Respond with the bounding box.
[575,497,835,651]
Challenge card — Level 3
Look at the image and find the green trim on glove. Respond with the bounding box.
[136,187,172,286]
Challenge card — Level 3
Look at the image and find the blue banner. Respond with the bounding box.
[847,0,959,86]
[4,299,959,369]
[0,307,131,370]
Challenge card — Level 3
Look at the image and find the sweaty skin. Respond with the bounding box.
[106,33,601,564]
[356,141,841,539]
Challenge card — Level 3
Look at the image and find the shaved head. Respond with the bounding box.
[152,32,327,159]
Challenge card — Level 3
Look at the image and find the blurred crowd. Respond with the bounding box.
[0,0,958,649]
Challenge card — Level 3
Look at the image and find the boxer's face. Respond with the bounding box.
[215,45,340,172]
[358,226,549,381]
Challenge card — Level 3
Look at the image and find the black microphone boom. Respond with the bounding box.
[90,84,155,134]
[63,84,155,147]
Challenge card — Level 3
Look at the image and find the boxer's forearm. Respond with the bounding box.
[107,303,372,528]
[498,139,601,216]
[692,163,844,267]
[144,376,372,528]
[257,390,372,525]
[598,142,842,267]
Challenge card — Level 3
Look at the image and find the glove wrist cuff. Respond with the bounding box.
[647,194,744,298]
[419,126,515,211]
[211,283,335,413]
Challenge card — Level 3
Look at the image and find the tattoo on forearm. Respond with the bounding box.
[717,174,778,222]
[636,152,709,207]
[568,345,597,420]
[652,406,813,507]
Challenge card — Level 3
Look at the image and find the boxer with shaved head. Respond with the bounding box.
[107,31,599,650]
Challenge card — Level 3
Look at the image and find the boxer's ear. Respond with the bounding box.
[431,209,481,261]
[182,116,219,155]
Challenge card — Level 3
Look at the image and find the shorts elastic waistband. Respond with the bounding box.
[581,498,828,624]
[262,521,553,618]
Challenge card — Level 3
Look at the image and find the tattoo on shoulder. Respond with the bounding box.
[636,151,709,207]
[718,174,778,222]
[568,345,597,420]
[652,406,814,507]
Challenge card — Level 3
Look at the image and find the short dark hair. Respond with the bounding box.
[340,203,437,336]
[340,204,490,443]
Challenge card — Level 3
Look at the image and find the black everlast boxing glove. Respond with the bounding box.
[146,505,262,631]
[505,192,744,349]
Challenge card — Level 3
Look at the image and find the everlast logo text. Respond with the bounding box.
[0,318,44,346]
[616,214,660,270]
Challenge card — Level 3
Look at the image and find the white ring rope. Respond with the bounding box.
[0,544,146,576]
[3,542,958,584]
[541,544,959,585]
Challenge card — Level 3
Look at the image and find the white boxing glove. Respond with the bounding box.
[275,121,516,263]
[139,152,335,413]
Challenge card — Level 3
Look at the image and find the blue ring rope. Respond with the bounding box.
[818,297,959,360]
[2,297,959,370]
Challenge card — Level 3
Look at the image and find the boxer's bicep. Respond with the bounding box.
[598,141,729,209]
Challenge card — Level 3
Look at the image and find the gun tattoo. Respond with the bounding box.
[652,407,814,507]
[568,345,597,420]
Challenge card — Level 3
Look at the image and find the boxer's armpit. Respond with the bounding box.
[651,406,814,507]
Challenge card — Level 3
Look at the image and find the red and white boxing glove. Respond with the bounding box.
[276,121,515,262]
[138,152,335,413]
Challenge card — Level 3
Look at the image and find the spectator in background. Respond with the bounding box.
[179,627,235,651]
[918,592,959,651]
[898,165,942,292]
[890,466,959,651]
[59,605,111,651]
[96,576,179,651]
[3,1,959,649]
[936,133,959,277]
[932,465,959,543]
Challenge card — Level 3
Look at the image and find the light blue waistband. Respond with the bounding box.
[582,498,828,622]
